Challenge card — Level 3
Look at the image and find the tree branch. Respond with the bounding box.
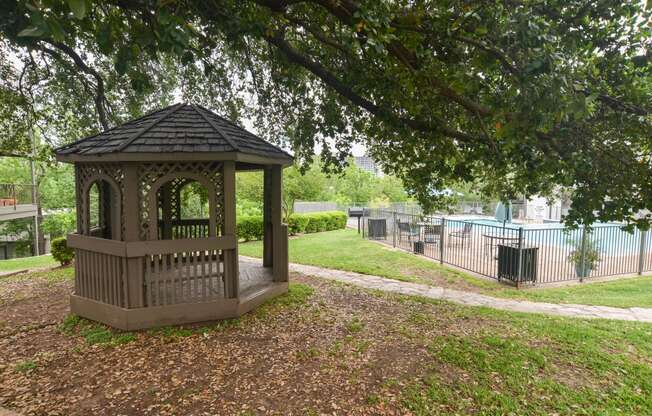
[39,40,110,130]
[452,35,519,75]
[0,152,32,158]
[299,0,494,117]
[263,31,482,144]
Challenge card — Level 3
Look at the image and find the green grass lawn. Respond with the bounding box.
[495,275,652,308]
[241,228,652,308]
[399,300,652,415]
[239,228,486,286]
[0,254,57,273]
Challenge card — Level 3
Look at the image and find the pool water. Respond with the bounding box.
[446,217,648,255]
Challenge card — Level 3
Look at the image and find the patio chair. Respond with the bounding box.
[423,224,442,245]
[449,222,473,248]
[397,221,420,242]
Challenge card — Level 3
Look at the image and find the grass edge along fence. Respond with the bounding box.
[237,211,347,242]
[361,208,651,286]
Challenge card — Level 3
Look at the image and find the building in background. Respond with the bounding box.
[0,183,41,258]
[354,155,383,177]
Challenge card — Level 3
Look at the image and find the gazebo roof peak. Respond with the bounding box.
[55,102,293,164]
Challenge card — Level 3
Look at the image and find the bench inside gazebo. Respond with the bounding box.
[55,103,292,330]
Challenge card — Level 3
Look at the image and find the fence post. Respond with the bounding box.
[638,229,647,275]
[516,227,524,288]
[392,211,397,248]
[440,217,445,265]
[579,226,587,283]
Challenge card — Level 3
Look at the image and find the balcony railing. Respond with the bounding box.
[0,183,36,208]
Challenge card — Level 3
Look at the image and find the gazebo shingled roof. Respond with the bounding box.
[56,103,293,163]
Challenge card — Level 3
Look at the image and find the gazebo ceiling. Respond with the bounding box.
[55,103,293,165]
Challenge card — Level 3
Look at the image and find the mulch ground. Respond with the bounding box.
[0,269,526,415]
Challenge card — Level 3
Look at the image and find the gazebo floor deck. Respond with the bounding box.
[148,257,274,306]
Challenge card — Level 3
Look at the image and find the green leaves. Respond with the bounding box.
[17,26,45,38]
[68,0,87,19]
[2,0,652,227]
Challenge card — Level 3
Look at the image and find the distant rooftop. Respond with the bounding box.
[354,155,383,177]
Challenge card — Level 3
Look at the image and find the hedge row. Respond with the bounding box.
[236,211,347,241]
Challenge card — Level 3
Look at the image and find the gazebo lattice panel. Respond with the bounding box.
[75,163,125,238]
[137,161,225,240]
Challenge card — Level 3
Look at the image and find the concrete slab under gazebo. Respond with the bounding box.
[55,103,292,330]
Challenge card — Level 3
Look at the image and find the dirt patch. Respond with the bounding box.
[0,271,72,336]
[0,271,614,415]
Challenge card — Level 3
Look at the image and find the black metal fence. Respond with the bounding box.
[361,208,651,285]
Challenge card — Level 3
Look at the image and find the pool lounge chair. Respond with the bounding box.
[397,221,420,242]
[423,224,442,245]
[449,223,473,248]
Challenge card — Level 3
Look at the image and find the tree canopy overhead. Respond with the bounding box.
[1,0,650,226]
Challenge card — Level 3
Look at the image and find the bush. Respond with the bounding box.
[237,211,347,241]
[236,215,264,241]
[295,211,347,235]
[51,237,74,266]
[288,213,310,235]
[303,213,321,233]
[328,211,348,229]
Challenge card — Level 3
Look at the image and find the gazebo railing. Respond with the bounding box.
[75,247,127,307]
[157,219,211,239]
[68,233,237,308]
[144,248,223,306]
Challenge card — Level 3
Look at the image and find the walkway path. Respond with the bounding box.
[289,262,652,323]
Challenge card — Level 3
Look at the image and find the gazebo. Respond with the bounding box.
[55,103,292,330]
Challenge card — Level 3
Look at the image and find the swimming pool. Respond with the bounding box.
[446,217,647,255]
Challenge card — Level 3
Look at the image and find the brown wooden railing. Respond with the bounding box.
[67,233,237,308]
[157,219,211,239]
[75,247,127,307]
[145,249,223,306]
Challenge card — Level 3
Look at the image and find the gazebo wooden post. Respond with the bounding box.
[123,164,144,308]
[271,165,289,282]
[223,161,239,298]
[263,166,273,267]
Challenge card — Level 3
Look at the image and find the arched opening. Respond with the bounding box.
[88,182,101,232]
[156,178,213,240]
[86,179,120,240]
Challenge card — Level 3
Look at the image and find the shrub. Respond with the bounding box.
[237,211,347,241]
[288,213,310,235]
[333,211,347,228]
[236,215,264,241]
[51,237,74,266]
[300,211,347,234]
[303,213,321,233]
[321,211,347,229]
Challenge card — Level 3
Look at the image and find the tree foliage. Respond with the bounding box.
[1,0,650,226]
[236,160,409,216]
